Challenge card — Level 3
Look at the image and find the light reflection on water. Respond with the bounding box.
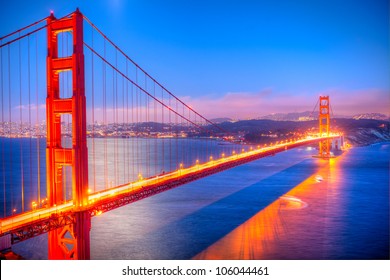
[193,157,338,260]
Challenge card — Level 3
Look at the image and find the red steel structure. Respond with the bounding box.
[318,96,331,158]
[46,9,90,259]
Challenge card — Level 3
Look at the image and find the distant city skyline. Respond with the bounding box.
[0,0,389,119]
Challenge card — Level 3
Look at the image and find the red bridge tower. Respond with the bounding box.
[318,96,331,158]
[46,9,90,259]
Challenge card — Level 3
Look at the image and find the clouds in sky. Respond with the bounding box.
[182,88,390,119]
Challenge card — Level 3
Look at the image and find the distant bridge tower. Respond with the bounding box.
[46,9,90,259]
[318,96,331,158]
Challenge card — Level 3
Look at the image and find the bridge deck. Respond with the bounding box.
[0,135,339,243]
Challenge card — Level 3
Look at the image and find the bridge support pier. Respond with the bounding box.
[48,212,91,259]
[73,212,91,260]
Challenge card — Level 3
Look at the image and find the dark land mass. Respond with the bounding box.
[83,118,389,147]
[205,118,390,146]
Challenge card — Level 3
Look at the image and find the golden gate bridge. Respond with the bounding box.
[0,9,342,259]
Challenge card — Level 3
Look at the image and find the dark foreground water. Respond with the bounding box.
[12,143,390,259]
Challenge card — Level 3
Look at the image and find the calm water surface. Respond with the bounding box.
[12,142,390,259]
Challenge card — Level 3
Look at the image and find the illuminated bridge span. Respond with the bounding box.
[0,9,342,259]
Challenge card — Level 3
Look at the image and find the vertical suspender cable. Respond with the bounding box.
[35,32,41,206]
[187,106,190,166]
[114,49,118,186]
[183,104,186,166]
[122,71,125,183]
[125,60,129,182]
[330,104,337,128]
[1,41,5,216]
[145,75,150,177]
[18,32,25,212]
[142,76,145,176]
[135,67,139,179]
[195,110,199,165]
[8,45,14,213]
[161,87,164,174]
[113,66,117,187]
[153,82,157,176]
[189,108,192,166]
[131,72,134,182]
[91,26,96,193]
[131,78,134,182]
[176,99,178,169]
[103,39,107,189]
[169,94,172,171]
[28,35,33,209]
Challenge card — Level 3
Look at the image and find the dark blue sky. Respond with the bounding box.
[1,0,389,118]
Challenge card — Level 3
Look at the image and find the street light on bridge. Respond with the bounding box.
[32,201,37,211]
[179,163,184,175]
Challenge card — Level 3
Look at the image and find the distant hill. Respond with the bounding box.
[210,117,233,123]
[331,118,390,145]
[206,118,390,146]
[215,119,314,133]
[259,111,315,121]
[212,112,389,122]
[258,111,390,121]
[257,111,354,121]
[352,113,389,121]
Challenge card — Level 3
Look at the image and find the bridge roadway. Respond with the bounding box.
[0,135,339,243]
